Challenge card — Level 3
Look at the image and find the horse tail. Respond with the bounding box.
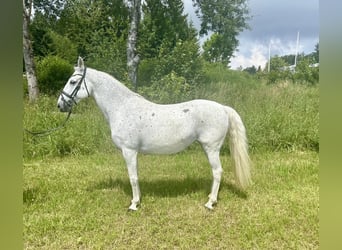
[226,106,252,190]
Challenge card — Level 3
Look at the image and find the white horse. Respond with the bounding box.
[57,57,251,210]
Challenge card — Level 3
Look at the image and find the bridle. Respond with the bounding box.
[60,66,90,109]
[24,67,89,137]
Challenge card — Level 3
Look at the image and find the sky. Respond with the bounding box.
[183,0,319,69]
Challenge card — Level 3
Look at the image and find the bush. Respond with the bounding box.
[140,71,193,104]
[138,40,203,87]
[36,56,74,95]
[47,30,78,64]
[293,59,319,84]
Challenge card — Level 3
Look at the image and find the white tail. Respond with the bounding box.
[226,107,252,190]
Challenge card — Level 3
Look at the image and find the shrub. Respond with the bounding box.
[140,71,193,104]
[138,40,203,87]
[47,30,78,64]
[293,59,319,84]
[36,56,74,95]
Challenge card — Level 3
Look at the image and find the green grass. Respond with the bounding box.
[23,150,318,249]
[23,71,319,248]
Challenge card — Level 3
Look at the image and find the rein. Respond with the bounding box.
[24,110,72,137]
[24,67,88,137]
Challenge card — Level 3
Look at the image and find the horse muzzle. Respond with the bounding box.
[57,95,73,112]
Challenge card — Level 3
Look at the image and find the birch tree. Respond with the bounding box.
[127,0,141,90]
[23,0,39,101]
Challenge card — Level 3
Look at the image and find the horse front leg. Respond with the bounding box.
[122,148,141,211]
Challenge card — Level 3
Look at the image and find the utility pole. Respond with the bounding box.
[267,41,271,72]
[294,31,300,67]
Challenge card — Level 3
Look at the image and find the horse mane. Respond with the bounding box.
[88,67,146,100]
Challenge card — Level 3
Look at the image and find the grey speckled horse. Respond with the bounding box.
[57,57,251,211]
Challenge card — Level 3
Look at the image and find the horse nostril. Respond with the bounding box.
[57,104,60,109]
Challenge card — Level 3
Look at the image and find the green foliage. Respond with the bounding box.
[293,58,319,84]
[138,0,202,87]
[46,30,78,64]
[56,0,129,57]
[86,31,128,82]
[202,33,231,63]
[263,45,319,85]
[139,39,203,86]
[193,0,250,64]
[36,56,73,95]
[140,71,192,103]
[266,56,292,84]
[201,62,257,85]
[139,0,192,59]
[264,56,319,85]
[23,96,114,159]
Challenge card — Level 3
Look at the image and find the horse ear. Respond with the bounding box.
[77,56,84,69]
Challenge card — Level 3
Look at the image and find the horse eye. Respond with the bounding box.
[70,80,77,85]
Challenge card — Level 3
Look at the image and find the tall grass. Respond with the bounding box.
[193,81,319,152]
[23,70,318,160]
[23,96,114,159]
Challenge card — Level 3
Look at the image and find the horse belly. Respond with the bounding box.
[138,125,197,154]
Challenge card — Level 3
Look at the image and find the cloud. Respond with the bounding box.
[230,43,268,69]
[229,36,313,70]
[183,0,319,70]
[230,0,319,70]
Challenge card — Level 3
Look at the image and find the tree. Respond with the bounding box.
[315,43,319,62]
[46,0,130,79]
[293,58,319,84]
[23,0,39,101]
[127,0,141,90]
[243,65,257,75]
[139,0,193,59]
[138,0,201,86]
[193,0,250,65]
[266,56,291,84]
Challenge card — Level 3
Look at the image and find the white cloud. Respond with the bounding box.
[229,36,308,70]
[182,0,318,70]
[230,43,268,70]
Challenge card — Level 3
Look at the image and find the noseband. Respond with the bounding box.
[60,67,89,108]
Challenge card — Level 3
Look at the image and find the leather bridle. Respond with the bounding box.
[60,67,89,109]
[24,67,90,137]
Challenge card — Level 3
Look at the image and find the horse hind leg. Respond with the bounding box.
[203,146,223,210]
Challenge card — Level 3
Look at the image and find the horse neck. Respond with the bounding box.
[87,68,136,111]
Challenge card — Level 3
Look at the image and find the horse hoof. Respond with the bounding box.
[204,202,214,210]
[128,204,139,211]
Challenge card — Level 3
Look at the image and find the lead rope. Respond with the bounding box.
[24,109,72,137]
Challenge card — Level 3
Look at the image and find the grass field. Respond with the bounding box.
[23,149,318,249]
[23,72,319,249]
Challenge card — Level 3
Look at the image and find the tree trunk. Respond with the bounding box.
[127,0,141,91]
[23,0,39,102]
